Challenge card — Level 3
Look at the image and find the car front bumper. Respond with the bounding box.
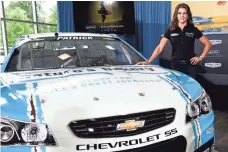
[1,112,215,152]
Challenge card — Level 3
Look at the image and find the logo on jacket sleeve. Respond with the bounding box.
[117,120,145,131]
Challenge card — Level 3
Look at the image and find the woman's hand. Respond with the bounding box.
[136,61,151,65]
[190,57,202,65]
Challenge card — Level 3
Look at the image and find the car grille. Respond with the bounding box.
[115,136,187,152]
[68,108,176,138]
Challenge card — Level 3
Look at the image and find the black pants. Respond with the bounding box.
[171,60,197,79]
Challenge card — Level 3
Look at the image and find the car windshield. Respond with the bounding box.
[6,36,145,72]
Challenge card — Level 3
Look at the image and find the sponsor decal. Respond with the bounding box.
[76,128,177,151]
[117,120,145,131]
[206,126,214,134]
[205,63,222,68]
[185,32,194,37]
[33,76,161,94]
[85,25,96,30]
[209,40,222,46]
[208,50,220,56]
[57,36,93,40]
[15,67,155,79]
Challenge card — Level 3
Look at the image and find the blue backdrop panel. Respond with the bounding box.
[134,1,171,64]
[57,1,75,32]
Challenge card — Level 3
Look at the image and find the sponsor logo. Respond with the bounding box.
[205,63,222,68]
[209,40,222,45]
[171,33,179,36]
[206,126,215,134]
[185,32,194,37]
[57,36,93,40]
[208,50,220,56]
[85,25,96,30]
[15,67,156,79]
[117,120,145,131]
[76,128,178,150]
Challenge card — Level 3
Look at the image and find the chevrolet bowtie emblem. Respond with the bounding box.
[117,120,145,131]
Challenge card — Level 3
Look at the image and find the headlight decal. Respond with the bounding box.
[187,89,214,150]
[1,117,57,147]
[1,82,49,151]
[186,90,213,123]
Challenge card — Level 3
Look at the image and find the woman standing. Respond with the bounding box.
[137,3,212,79]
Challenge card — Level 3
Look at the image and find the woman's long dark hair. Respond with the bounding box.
[169,3,193,30]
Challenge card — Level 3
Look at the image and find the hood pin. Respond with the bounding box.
[138,92,145,97]
[93,97,99,101]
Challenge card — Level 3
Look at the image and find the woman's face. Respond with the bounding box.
[177,8,188,24]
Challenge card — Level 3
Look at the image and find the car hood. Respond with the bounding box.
[0,65,202,124]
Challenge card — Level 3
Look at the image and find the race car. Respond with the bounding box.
[0,33,215,152]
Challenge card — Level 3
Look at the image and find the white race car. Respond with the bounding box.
[0,33,215,152]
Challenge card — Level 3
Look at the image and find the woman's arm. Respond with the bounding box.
[190,35,212,65]
[199,35,212,59]
[137,37,169,65]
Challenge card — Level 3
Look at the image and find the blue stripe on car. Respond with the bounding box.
[197,112,215,146]
[191,121,198,150]
[33,82,44,124]
[1,147,46,152]
[1,84,30,121]
[1,147,32,152]
[164,70,204,150]
[166,71,202,101]
[157,75,189,103]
